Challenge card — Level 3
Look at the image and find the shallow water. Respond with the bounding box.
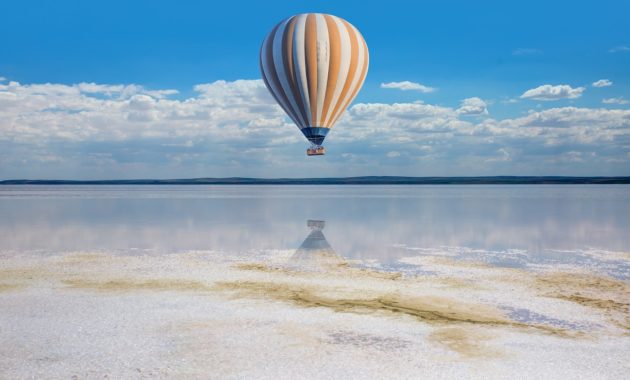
[1,185,629,277]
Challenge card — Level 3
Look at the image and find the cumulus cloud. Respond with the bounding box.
[76,83,126,94]
[0,76,6,82]
[602,97,629,105]
[609,46,630,53]
[338,103,630,175]
[592,79,613,88]
[1,78,629,178]
[490,107,630,131]
[512,48,542,56]
[520,85,585,101]
[0,78,289,145]
[344,101,464,141]
[457,97,488,115]
[381,81,436,93]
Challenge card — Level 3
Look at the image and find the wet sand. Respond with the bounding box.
[1,249,629,379]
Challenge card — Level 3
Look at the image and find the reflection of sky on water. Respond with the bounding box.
[1,185,629,277]
[501,306,595,330]
[394,245,630,280]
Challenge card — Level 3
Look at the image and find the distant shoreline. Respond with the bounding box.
[2,176,630,185]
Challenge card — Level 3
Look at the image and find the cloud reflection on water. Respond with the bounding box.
[1,185,628,277]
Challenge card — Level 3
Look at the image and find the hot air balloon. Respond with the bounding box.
[260,13,369,156]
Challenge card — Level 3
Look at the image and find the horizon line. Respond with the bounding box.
[2,176,630,185]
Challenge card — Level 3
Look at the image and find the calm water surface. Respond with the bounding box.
[1,185,629,277]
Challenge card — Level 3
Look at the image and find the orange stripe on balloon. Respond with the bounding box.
[305,14,318,126]
[327,19,358,129]
[320,14,341,128]
[331,29,369,127]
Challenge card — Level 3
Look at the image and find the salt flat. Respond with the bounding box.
[1,248,628,379]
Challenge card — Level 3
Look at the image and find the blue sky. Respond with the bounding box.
[1,0,629,178]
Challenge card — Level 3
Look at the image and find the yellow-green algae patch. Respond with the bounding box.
[0,283,24,292]
[0,267,60,289]
[234,261,402,280]
[534,272,630,330]
[422,256,495,270]
[234,262,287,272]
[62,278,213,292]
[212,280,571,337]
[421,256,630,331]
[0,267,46,281]
[60,253,112,263]
[428,327,500,358]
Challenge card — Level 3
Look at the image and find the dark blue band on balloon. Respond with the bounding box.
[300,127,329,146]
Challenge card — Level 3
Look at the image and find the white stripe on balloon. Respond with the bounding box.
[292,14,312,127]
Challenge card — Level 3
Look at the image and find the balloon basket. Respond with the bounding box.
[307,220,325,230]
[307,146,326,156]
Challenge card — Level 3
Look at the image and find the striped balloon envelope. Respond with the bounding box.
[260,13,369,156]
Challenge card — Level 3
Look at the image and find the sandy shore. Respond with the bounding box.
[1,249,629,379]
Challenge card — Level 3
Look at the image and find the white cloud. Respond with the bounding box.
[76,82,179,98]
[609,46,630,53]
[0,79,288,145]
[0,76,6,82]
[76,82,126,94]
[512,48,542,56]
[457,97,488,115]
[602,97,630,105]
[381,81,436,93]
[144,89,179,98]
[520,85,585,101]
[1,79,630,177]
[485,107,630,149]
[344,101,463,141]
[592,79,613,88]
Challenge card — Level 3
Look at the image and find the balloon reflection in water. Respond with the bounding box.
[288,220,346,270]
